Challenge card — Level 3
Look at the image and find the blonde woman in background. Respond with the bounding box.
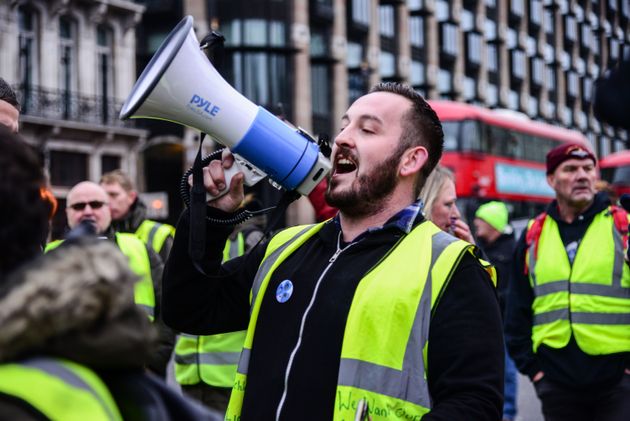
[420,165,475,243]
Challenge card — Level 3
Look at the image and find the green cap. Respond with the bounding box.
[475,201,509,233]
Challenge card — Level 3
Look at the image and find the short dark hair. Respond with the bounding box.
[0,78,20,112]
[0,126,48,278]
[369,82,444,195]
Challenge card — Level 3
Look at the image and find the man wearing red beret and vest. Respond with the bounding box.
[162,82,504,420]
[506,142,630,420]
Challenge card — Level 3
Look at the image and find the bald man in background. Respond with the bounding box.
[46,181,175,378]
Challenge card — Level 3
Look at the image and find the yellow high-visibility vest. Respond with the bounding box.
[226,221,494,420]
[526,209,630,355]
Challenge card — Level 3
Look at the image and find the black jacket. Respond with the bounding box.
[505,192,629,389]
[477,232,516,318]
[163,208,504,420]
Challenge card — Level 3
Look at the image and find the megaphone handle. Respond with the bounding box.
[205,161,243,201]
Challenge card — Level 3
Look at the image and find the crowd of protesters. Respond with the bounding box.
[1,76,629,421]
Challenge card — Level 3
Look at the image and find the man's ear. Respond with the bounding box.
[399,146,428,177]
[129,190,138,202]
[546,173,555,189]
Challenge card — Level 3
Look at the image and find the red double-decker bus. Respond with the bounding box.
[428,100,592,221]
[599,150,630,198]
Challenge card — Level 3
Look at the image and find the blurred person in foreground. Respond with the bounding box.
[45,181,175,378]
[0,126,217,420]
[419,165,475,243]
[506,143,630,421]
[473,201,518,421]
[163,82,503,420]
[101,170,175,262]
[0,77,19,134]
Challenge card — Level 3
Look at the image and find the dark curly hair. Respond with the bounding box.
[0,126,49,279]
[369,82,444,196]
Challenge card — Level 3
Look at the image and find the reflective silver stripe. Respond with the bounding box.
[337,230,457,408]
[250,225,314,310]
[228,237,241,260]
[237,348,251,375]
[534,281,630,298]
[175,351,241,366]
[146,222,162,252]
[572,312,630,325]
[528,240,538,287]
[180,333,198,339]
[22,358,117,421]
[534,280,568,296]
[533,309,569,325]
[137,303,155,318]
[612,223,625,288]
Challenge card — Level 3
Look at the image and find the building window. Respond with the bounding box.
[567,71,579,98]
[485,20,497,40]
[409,16,424,48]
[352,0,370,25]
[609,38,620,62]
[461,8,474,31]
[437,68,453,97]
[564,15,577,44]
[50,151,88,187]
[435,0,450,21]
[96,25,114,124]
[528,96,539,117]
[310,31,328,57]
[487,44,498,72]
[531,56,544,86]
[379,51,396,79]
[410,60,425,87]
[544,44,554,63]
[466,32,483,66]
[529,0,543,27]
[18,5,39,111]
[440,22,458,57]
[506,28,518,49]
[543,9,554,35]
[582,77,593,102]
[463,77,476,101]
[508,90,519,110]
[510,0,525,18]
[59,15,79,119]
[347,42,363,68]
[487,84,498,106]
[511,49,526,80]
[101,154,121,175]
[311,63,330,133]
[580,23,592,53]
[546,65,556,91]
[223,18,291,111]
[379,5,395,37]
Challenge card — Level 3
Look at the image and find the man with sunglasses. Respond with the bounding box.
[46,181,175,378]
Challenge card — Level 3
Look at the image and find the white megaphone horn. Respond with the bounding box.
[120,16,331,196]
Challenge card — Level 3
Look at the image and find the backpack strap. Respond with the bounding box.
[610,206,629,255]
[524,212,547,275]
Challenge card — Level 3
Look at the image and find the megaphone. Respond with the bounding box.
[120,16,331,196]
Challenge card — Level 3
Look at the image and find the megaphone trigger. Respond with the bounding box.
[205,154,267,201]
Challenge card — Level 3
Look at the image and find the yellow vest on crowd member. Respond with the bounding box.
[174,232,247,388]
[526,208,630,355]
[45,233,155,321]
[0,357,122,421]
[135,220,175,255]
[226,221,494,420]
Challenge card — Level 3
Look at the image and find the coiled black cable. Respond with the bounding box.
[179,148,276,225]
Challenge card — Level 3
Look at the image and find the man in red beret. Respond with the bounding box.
[506,142,630,420]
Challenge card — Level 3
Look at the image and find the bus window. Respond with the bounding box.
[460,120,482,152]
[442,121,460,151]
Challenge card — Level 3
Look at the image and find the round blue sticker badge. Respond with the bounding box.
[276,279,294,303]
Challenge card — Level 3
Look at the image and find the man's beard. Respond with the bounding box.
[325,149,400,217]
